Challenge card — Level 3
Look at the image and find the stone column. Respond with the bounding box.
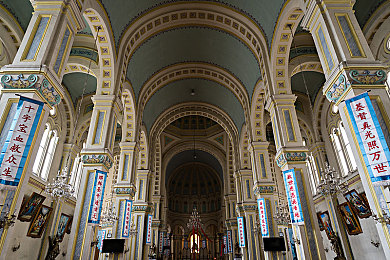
[302,0,390,257]
[266,94,325,260]
[67,95,119,259]
[0,0,83,255]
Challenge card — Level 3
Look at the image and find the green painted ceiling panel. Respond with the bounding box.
[127,27,261,100]
[62,72,97,104]
[0,0,33,31]
[291,71,325,103]
[101,0,285,46]
[143,78,244,131]
[354,0,386,28]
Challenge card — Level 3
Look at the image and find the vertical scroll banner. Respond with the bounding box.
[122,199,133,237]
[257,198,269,237]
[97,229,106,251]
[223,235,227,254]
[237,217,246,247]
[227,230,233,253]
[146,214,153,244]
[88,170,107,224]
[346,92,390,186]
[283,169,304,224]
[0,96,43,188]
[159,231,164,253]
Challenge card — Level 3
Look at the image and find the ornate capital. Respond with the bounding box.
[349,70,386,85]
[1,74,61,106]
[276,151,307,168]
[253,185,275,196]
[325,74,350,103]
[81,154,113,169]
[114,187,136,197]
[132,205,154,213]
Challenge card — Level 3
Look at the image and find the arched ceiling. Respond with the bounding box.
[127,27,261,100]
[291,71,325,103]
[165,149,223,183]
[62,72,97,105]
[143,78,245,131]
[0,0,32,31]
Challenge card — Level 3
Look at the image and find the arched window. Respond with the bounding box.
[330,122,357,176]
[303,137,319,194]
[40,130,58,180]
[33,126,58,180]
[69,154,83,197]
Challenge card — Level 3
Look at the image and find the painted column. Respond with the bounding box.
[302,0,390,257]
[67,95,119,260]
[266,95,326,260]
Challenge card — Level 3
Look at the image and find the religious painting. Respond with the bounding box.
[27,205,53,238]
[338,202,362,235]
[66,215,73,234]
[56,213,71,241]
[344,189,371,218]
[318,211,336,239]
[17,192,45,222]
[317,212,324,231]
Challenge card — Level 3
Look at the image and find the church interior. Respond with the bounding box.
[0,0,389,259]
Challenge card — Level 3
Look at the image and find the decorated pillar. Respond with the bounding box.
[266,94,325,259]
[67,95,119,259]
[302,0,390,257]
[0,0,84,255]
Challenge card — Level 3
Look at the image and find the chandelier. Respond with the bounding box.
[317,163,348,196]
[0,207,16,229]
[128,222,138,237]
[187,208,202,230]
[274,202,291,225]
[45,166,74,199]
[372,206,390,225]
[99,193,118,226]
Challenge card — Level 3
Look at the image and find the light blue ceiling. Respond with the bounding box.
[100,0,286,47]
[126,27,261,101]
[62,72,97,105]
[165,149,223,184]
[143,78,244,131]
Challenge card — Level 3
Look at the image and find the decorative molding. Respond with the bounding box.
[349,70,386,85]
[253,185,275,196]
[325,74,350,103]
[132,205,153,213]
[114,187,136,197]
[81,154,113,169]
[236,204,257,213]
[0,74,61,106]
[275,151,307,168]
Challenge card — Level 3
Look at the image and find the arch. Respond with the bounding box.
[121,82,136,142]
[137,127,149,170]
[80,3,116,95]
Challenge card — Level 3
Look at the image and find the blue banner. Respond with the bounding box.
[0,96,43,188]
[122,199,133,237]
[257,198,269,237]
[283,169,304,224]
[346,92,390,186]
[227,230,233,253]
[88,170,107,224]
[237,216,246,247]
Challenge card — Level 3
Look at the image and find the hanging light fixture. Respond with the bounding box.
[316,163,348,196]
[99,190,118,227]
[45,28,101,199]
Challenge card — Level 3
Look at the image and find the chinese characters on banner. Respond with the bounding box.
[346,92,390,186]
[223,235,227,254]
[227,230,233,253]
[257,198,269,237]
[237,217,246,247]
[146,214,153,244]
[283,169,304,224]
[97,229,106,251]
[0,96,43,188]
[159,232,164,253]
[88,170,107,224]
[122,200,133,237]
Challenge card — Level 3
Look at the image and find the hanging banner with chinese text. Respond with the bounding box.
[227,230,233,253]
[97,229,106,252]
[283,169,304,224]
[0,96,44,188]
[122,200,133,237]
[146,214,153,244]
[223,235,227,254]
[237,216,246,247]
[346,92,390,186]
[159,231,164,253]
[88,170,107,224]
[257,198,269,237]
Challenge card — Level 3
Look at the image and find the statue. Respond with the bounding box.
[45,235,60,260]
[330,235,346,260]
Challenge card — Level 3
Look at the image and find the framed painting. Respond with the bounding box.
[317,212,324,231]
[17,192,46,222]
[318,211,336,239]
[56,213,71,241]
[344,189,371,218]
[27,205,53,238]
[338,202,362,235]
[66,215,73,234]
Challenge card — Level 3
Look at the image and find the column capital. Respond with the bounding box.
[253,184,276,197]
[80,151,114,171]
[250,141,270,150]
[265,94,297,112]
[275,148,308,168]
